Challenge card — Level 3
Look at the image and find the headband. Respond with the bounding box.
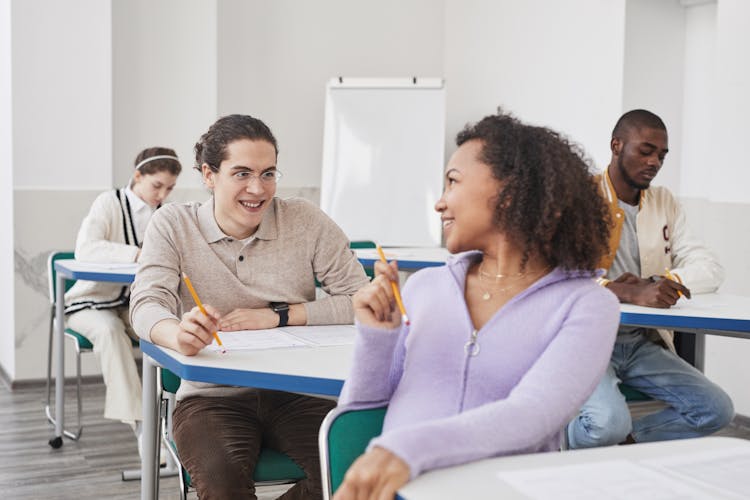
[134,155,180,171]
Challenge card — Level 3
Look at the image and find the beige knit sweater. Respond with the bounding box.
[130,196,369,400]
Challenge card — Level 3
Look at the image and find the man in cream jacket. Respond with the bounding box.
[567,109,734,448]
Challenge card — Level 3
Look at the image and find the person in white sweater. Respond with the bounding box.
[64,147,181,453]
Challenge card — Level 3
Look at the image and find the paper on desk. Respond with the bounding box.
[496,460,727,499]
[642,447,750,498]
[205,325,356,352]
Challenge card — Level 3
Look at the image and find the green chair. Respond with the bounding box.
[619,383,651,402]
[45,250,140,448]
[318,406,387,499]
[44,251,91,444]
[158,368,306,499]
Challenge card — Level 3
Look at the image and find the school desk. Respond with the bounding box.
[139,333,354,500]
[397,436,750,499]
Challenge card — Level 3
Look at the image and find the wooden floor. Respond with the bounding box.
[0,381,290,499]
[1,380,748,499]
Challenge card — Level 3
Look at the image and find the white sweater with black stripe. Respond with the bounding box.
[64,189,141,314]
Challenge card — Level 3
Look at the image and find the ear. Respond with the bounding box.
[132,169,143,184]
[610,137,622,156]
[201,164,215,189]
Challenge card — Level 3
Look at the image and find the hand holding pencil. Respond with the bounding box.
[182,273,226,353]
[351,246,409,329]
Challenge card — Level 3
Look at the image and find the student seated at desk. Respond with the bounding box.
[333,112,621,500]
[129,114,369,500]
[64,147,181,455]
[566,109,734,449]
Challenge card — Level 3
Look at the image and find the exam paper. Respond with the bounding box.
[642,447,750,498]
[496,460,730,499]
[206,325,356,352]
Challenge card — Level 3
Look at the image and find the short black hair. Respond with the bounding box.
[612,109,666,140]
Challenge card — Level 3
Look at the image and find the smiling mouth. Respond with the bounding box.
[240,200,264,210]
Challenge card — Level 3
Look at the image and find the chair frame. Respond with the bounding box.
[44,251,89,442]
[319,405,387,500]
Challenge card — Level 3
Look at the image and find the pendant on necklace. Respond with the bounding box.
[482,291,491,300]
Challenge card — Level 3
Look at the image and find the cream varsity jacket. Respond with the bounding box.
[597,168,724,349]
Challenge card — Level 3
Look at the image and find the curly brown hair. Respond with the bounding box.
[456,112,610,271]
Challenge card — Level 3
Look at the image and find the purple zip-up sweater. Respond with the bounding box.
[337,251,620,479]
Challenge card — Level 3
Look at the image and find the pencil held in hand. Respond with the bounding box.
[664,268,683,298]
[375,245,410,326]
[182,272,225,351]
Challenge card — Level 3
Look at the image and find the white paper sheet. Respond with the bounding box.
[642,448,750,498]
[496,459,728,500]
[206,325,356,352]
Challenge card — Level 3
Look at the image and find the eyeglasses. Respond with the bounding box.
[236,169,283,184]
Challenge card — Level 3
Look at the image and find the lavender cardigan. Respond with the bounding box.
[337,251,620,479]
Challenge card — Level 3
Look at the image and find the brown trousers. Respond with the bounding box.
[173,390,335,500]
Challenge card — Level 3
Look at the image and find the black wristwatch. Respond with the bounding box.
[270,302,290,327]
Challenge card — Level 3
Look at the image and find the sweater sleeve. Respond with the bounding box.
[668,197,724,294]
[129,208,182,341]
[337,322,407,407]
[370,286,620,479]
[75,191,139,263]
[304,208,370,325]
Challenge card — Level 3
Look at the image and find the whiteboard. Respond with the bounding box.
[320,78,445,247]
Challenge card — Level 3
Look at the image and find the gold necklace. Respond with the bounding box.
[476,263,551,301]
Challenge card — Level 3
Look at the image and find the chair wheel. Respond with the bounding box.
[49,436,63,448]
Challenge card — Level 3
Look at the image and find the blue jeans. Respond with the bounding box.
[567,331,734,449]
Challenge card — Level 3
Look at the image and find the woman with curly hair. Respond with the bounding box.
[331,112,621,499]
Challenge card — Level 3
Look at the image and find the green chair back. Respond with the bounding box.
[49,251,77,300]
[619,383,651,402]
[160,368,305,485]
[327,407,387,495]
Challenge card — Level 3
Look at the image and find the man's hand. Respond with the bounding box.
[608,272,691,308]
[333,446,410,500]
[174,304,221,355]
[219,308,279,331]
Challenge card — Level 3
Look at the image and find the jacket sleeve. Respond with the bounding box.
[369,286,620,479]
[75,191,139,263]
[304,209,370,325]
[668,197,724,293]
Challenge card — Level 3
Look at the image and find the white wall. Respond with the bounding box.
[680,0,750,415]
[444,0,626,169]
[623,0,686,192]
[112,0,218,190]
[216,0,445,193]
[0,0,15,380]
[12,0,112,190]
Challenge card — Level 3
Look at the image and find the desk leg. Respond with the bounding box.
[51,274,66,447]
[141,354,159,500]
[694,332,706,373]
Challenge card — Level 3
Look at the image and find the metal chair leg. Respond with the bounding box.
[45,327,84,441]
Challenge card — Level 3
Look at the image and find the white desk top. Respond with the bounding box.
[620,293,750,337]
[398,436,750,499]
[54,259,137,283]
[141,332,353,397]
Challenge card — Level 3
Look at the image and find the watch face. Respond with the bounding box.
[271,302,289,312]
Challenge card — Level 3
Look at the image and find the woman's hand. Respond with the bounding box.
[219,308,278,331]
[353,260,402,329]
[174,304,221,355]
[333,447,410,500]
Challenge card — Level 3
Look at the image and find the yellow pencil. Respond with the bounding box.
[376,245,410,326]
[182,272,225,350]
[664,268,683,298]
